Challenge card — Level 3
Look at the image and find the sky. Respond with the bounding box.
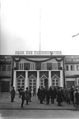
[1,0,79,55]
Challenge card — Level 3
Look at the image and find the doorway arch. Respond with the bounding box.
[40,74,48,88]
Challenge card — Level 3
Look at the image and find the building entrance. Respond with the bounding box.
[51,75,59,86]
[51,71,60,87]
[44,78,48,89]
[29,75,36,95]
[16,75,25,91]
[40,75,48,88]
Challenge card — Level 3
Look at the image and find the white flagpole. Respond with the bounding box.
[39,8,42,51]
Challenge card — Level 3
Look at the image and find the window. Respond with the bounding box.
[7,65,11,71]
[16,62,19,70]
[22,63,24,70]
[41,63,47,70]
[76,65,79,71]
[19,63,24,70]
[17,77,25,90]
[24,63,30,70]
[35,62,41,70]
[70,65,74,71]
[2,64,6,71]
[66,65,69,71]
[52,79,59,86]
[47,63,52,70]
[52,63,58,70]
[30,63,35,70]
[33,63,35,70]
[58,62,61,70]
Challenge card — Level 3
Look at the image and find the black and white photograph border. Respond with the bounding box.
[1,0,79,119]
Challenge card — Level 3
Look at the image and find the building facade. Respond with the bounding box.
[0,54,79,92]
[13,55,64,93]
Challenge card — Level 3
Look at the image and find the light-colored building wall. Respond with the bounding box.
[13,55,64,92]
[0,55,12,92]
[65,55,79,87]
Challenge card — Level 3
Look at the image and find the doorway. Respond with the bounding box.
[40,75,48,88]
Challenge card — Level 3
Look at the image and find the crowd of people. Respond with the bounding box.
[37,86,79,107]
[10,85,79,108]
[10,86,32,107]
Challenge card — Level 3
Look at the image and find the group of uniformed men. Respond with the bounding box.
[37,86,79,106]
[10,85,79,108]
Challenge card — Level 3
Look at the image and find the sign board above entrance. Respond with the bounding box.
[15,51,62,55]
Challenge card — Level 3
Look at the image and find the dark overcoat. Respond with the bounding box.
[57,90,63,103]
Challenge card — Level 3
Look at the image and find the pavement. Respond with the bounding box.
[0,92,79,110]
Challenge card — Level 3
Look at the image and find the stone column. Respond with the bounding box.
[37,71,40,93]
[25,71,28,90]
[13,70,16,91]
[60,70,63,87]
[76,78,79,86]
[49,71,51,88]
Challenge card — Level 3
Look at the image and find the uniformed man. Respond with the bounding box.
[25,87,30,105]
[21,89,25,108]
[45,87,50,105]
[74,88,79,107]
[39,87,45,104]
[49,86,56,104]
[57,87,63,106]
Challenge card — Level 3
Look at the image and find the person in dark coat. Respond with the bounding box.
[25,87,30,105]
[39,87,45,104]
[10,86,15,102]
[49,86,56,104]
[74,88,79,107]
[70,86,74,104]
[29,88,32,102]
[37,86,41,100]
[57,87,63,106]
[65,88,71,104]
[45,87,50,105]
[18,87,23,98]
[21,89,25,108]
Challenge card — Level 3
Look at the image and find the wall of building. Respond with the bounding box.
[65,56,79,87]
[13,56,64,93]
[1,55,79,92]
[0,55,12,92]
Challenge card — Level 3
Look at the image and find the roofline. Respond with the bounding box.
[1,55,79,56]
